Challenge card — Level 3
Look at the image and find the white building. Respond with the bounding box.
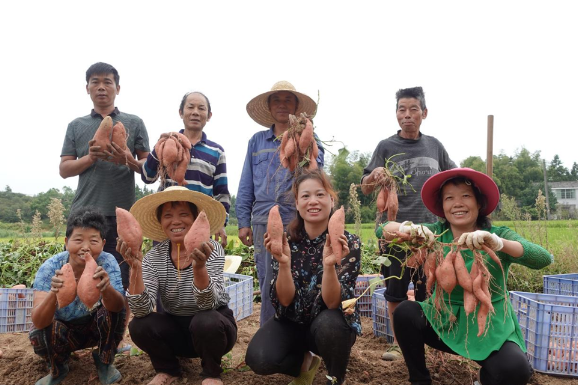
[550,181,578,219]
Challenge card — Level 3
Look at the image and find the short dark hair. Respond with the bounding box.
[156,201,199,223]
[179,92,212,115]
[438,177,492,229]
[396,87,426,111]
[65,207,108,239]
[86,62,120,86]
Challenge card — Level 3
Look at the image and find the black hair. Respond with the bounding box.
[396,86,426,111]
[156,201,199,223]
[86,62,120,86]
[287,169,338,243]
[179,92,212,115]
[267,92,299,111]
[65,207,108,239]
[438,177,492,229]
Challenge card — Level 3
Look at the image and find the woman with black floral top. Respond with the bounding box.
[246,169,361,385]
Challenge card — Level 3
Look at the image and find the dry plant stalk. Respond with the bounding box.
[47,198,65,240]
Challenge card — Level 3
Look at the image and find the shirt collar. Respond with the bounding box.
[266,125,278,140]
[179,129,207,144]
[91,107,120,118]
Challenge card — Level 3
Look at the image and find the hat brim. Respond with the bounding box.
[224,255,242,273]
[246,89,317,128]
[130,187,226,242]
[421,168,500,218]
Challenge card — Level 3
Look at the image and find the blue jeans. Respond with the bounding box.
[252,224,275,326]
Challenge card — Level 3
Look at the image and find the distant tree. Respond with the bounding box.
[5,185,12,193]
[30,188,62,219]
[571,162,578,180]
[461,156,485,172]
[228,195,237,225]
[547,155,570,182]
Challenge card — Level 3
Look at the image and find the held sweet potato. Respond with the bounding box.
[162,136,179,168]
[57,263,77,308]
[92,116,113,149]
[111,121,127,150]
[454,250,473,292]
[328,206,346,265]
[376,188,388,213]
[184,210,211,254]
[77,253,100,309]
[267,205,284,256]
[437,250,457,294]
[386,189,399,221]
[116,207,143,255]
[298,119,314,153]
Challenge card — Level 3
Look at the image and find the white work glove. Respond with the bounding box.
[457,230,504,251]
[398,221,435,245]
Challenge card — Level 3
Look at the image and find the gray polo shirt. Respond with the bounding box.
[61,108,150,216]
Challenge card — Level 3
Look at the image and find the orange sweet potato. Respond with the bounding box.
[267,205,284,256]
[437,250,457,294]
[77,253,100,309]
[172,152,190,186]
[454,250,472,292]
[111,121,127,150]
[116,207,143,255]
[376,188,388,213]
[175,132,192,150]
[308,152,318,170]
[463,289,478,317]
[477,303,490,337]
[298,119,313,153]
[285,136,296,159]
[92,116,113,149]
[386,189,399,221]
[328,206,346,265]
[311,140,319,160]
[184,210,211,254]
[57,263,77,308]
[162,136,179,168]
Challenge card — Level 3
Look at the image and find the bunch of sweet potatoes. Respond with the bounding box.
[92,116,128,151]
[375,169,399,221]
[279,113,319,172]
[154,132,192,186]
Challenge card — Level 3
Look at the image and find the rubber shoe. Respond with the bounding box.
[288,355,321,385]
[35,365,70,385]
[381,345,403,361]
[92,350,122,384]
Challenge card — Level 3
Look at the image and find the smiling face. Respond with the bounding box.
[441,182,481,232]
[179,93,212,132]
[295,178,333,225]
[396,97,427,139]
[268,91,297,124]
[64,227,105,265]
[86,73,120,110]
[159,202,196,245]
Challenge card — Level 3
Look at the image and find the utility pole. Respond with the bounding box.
[542,159,551,220]
[486,115,494,177]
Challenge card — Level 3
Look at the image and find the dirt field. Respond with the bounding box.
[1,304,577,385]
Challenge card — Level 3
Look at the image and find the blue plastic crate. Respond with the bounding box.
[355,275,385,318]
[371,288,394,343]
[510,291,578,377]
[224,273,253,321]
[0,288,34,333]
[543,274,578,297]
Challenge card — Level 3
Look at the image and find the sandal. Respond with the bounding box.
[147,372,179,385]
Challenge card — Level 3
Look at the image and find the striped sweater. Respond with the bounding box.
[127,239,229,318]
[142,130,230,224]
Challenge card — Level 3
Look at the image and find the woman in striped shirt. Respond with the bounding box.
[117,186,235,385]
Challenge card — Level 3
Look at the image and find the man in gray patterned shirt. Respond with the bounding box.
[59,62,150,293]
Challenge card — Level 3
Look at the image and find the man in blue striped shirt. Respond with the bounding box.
[141,92,230,247]
[237,81,324,326]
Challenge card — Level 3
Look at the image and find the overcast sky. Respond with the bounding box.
[1,1,576,198]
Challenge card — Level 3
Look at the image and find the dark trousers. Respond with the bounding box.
[129,306,237,378]
[29,306,125,377]
[393,301,533,385]
[245,309,357,385]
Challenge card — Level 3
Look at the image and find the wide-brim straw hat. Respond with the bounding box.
[246,81,317,128]
[421,168,500,218]
[130,186,226,242]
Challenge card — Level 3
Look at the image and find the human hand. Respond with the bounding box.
[93,266,111,292]
[116,238,142,269]
[50,270,65,294]
[458,230,503,251]
[398,221,435,246]
[88,139,108,162]
[264,232,291,265]
[190,241,214,269]
[323,234,350,267]
[238,227,253,247]
[369,167,388,185]
[214,227,228,248]
[104,141,133,165]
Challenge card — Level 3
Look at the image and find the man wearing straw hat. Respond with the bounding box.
[237,81,325,326]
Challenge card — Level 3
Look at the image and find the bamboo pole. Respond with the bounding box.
[486,115,494,176]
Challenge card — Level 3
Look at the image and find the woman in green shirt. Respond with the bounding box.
[377,168,552,385]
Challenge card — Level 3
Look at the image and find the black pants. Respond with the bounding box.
[380,245,427,302]
[245,309,356,385]
[129,306,237,378]
[393,301,533,385]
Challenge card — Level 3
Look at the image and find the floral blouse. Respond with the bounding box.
[270,229,362,335]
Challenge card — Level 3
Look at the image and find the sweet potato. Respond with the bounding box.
[172,152,190,186]
[285,136,296,159]
[298,119,313,153]
[111,121,127,150]
[328,206,346,264]
[311,140,319,160]
[308,152,318,170]
[77,253,100,309]
[454,250,472,292]
[184,210,211,254]
[267,205,284,256]
[175,132,192,150]
[463,289,478,316]
[406,248,427,268]
[376,188,388,213]
[92,116,113,149]
[477,303,489,337]
[437,250,457,294]
[57,263,77,308]
[116,207,143,255]
[473,267,493,313]
[386,189,399,221]
[425,253,437,294]
[162,136,179,167]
